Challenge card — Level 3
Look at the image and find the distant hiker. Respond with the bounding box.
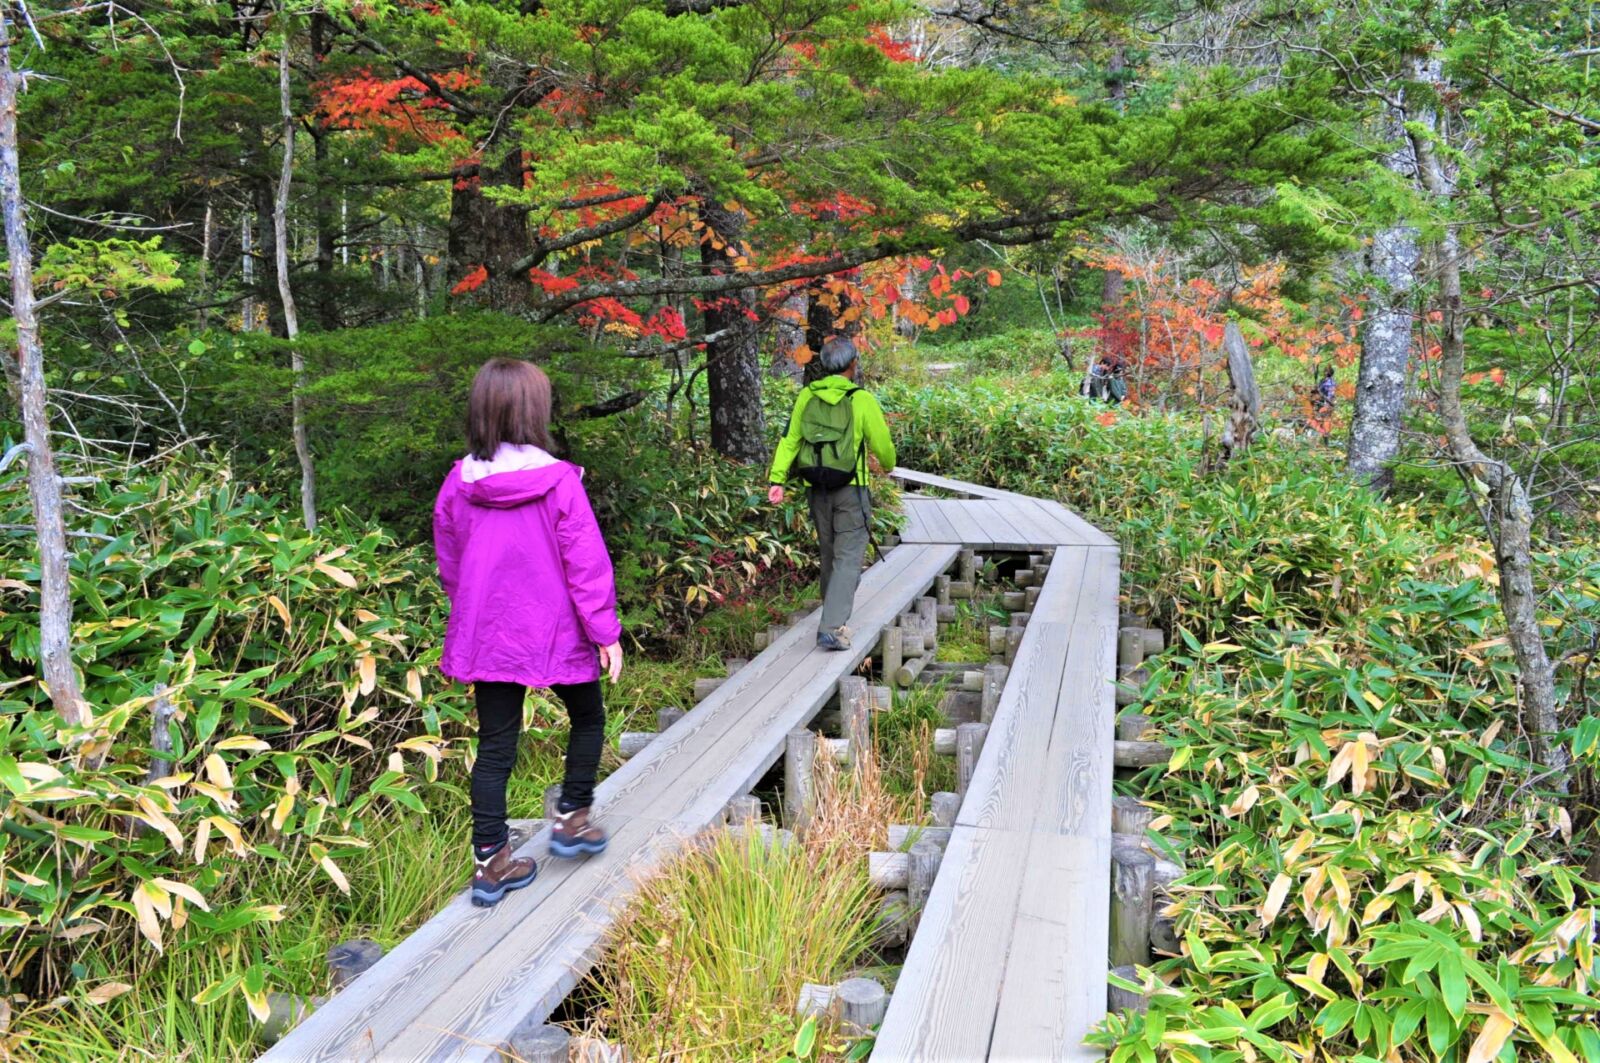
[1316,367,1336,414]
[434,358,622,907]
[1087,352,1127,404]
[767,338,897,652]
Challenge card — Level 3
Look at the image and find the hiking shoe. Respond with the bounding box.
[470,843,537,908]
[550,806,609,858]
[817,627,851,652]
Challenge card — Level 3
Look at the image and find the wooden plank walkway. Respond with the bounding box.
[874,477,1120,1061]
[264,543,958,1063]
[892,467,1115,550]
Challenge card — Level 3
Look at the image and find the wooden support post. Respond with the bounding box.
[1114,740,1167,768]
[874,891,913,948]
[543,784,562,821]
[1108,965,1149,1016]
[937,689,981,725]
[1115,667,1150,707]
[907,840,942,917]
[1004,625,1024,665]
[796,983,835,1019]
[724,657,748,675]
[1112,796,1154,837]
[868,851,909,890]
[839,676,871,766]
[1140,627,1165,656]
[899,627,926,658]
[959,549,976,584]
[616,731,655,760]
[888,824,952,850]
[1118,628,1145,670]
[724,794,761,825]
[955,722,988,796]
[1014,567,1035,588]
[932,728,957,755]
[1024,584,1041,609]
[144,683,177,785]
[870,684,892,711]
[987,625,1008,656]
[1117,713,1152,742]
[694,677,725,703]
[754,631,770,652]
[768,623,786,648]
[326,939,384,991]
[503,1020,572,1063]
[947,580,974,600]
[981,663,1008,723]
[935,575,951,606]
[836,977,889,1034]
[1011,611,1032,627]
[570,1037,627,1063]
[1151,915,1180,955]
[1154,858,1184,896]
[916,597,938,647]
[894,655,930,688]
[881,627,904,686]
[936,603,958,624]
[930,791,960,827]
[1001,590,1026,611]
[261,994,322,1046]
[1110,839,1155,967]
[784,729,817,829]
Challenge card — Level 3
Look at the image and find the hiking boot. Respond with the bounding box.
[470,843,537,908]
[550,806,609,858]
[817,626,851,652]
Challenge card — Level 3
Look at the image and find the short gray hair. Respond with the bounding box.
[817,337,858,373]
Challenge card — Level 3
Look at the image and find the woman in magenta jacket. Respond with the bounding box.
[433,358,623,907]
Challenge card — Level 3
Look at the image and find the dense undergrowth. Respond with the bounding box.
[890,372,1600,1060]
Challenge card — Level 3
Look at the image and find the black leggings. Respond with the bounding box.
[471,680,606,848]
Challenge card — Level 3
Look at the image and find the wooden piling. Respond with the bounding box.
[947,579,974,600]
[907,840,942,917]
[882,627,904,686]
[935,575,952,606]
[837,977,889,1034]
[894,655,930,688]
[616,731,655,759]
[1004,625,1024,665]
[955,722,988,796]
[959,549,976,584]
[874,891,913,948]
[503,1020,571,1063]
[693,677,724,703]
[868,851,909,890]
[1110,839,1155,967]
[1107,964,1149,1016]
[1114,740,1167,768]
[784,729,817,829]
[930,791,960,827]
[1116,713,1151,741]
[839,676,871,766]
[887,824,952,851]
[326,939,384,991]
[981,663,1008,723]
[900,626,926,658]
[1117,628,1145,671]
[796,983,835,1019]
[1139,627,1165,656]
[1111,796,1154,837]
[723,656,748,674]
[987,625,1008,656]
[723,794,761,825]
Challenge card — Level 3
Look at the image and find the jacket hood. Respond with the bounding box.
[458,461,578,509]
[809,375,858,405]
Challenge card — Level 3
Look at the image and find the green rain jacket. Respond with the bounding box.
[768,375,897,487]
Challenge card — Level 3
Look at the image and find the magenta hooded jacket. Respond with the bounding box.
[433,447,622,688]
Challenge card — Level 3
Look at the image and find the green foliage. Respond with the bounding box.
[0,455,470,1018]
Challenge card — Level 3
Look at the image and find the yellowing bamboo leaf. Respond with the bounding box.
[320,855,351,895]
[130,885,163,952]
[405,669,423,702]
[203,753,233,791]
[213,735,270,753]
[1327,742,1355,788]
[1261,873,1292,924]
[1362,690,1383,711]
[136,795,183,851]
[358,655,377,696]
[354,608,379,623]
[315,562,358,589]
[1284,831,1315,867]
[1361,894,1394,925]
[270,793,294,832]
[84,981,133,1005]
[1478,719,1503,748]
[1349,741,1370,796]
[265,594,292,632]
[1454,901,1483,942]
[192,817,211,864]
[316,545,351,563]
[1225,784,1260,817]
[332,618,358,644]
[153,878,210,912]
[339,733,374,751]
[1465,1009,1515,1063]
[387,751,404,774]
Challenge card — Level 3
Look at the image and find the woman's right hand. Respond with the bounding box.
[599,641,624,684]
[768,485,785,505]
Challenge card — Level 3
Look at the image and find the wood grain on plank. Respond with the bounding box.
[964,499,1033,550]
[870,826,1033,1062]
[937,500,991,545]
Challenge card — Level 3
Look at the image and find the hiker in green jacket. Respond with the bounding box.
[767,338,897,652]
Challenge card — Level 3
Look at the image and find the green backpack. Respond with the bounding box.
[794,384,864,490]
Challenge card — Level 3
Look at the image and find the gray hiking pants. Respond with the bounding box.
[809,485,872,632]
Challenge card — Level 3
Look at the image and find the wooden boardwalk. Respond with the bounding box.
[265,543,958,1063]
[265,469,1118,1063]
[876,471,1119,1061]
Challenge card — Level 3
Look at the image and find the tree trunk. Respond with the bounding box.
[1408,91,1568,783]
[1347,84,1425,491]
[0,15,89,727]
[447,145,531,311]
[700,203,766,462]
[275,14,317,531]
[308,15,339,331]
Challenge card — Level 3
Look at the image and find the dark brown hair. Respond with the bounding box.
[466,358,555,460]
